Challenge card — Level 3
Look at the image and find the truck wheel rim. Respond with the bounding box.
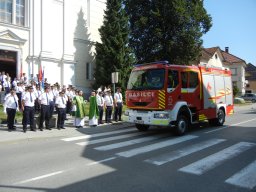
[178,120,186,132]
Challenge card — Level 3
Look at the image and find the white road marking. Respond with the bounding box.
[205,118,256,134]
[61,128,135,141]
[95,135,165,151]
[145,139,226,165]
[15,171,64,184]
[204,126,228,134]
[87,157,117,166]
[225,160,256,190]
[179,142,255,175]
[116,135,198,158]
[76,132,145,146]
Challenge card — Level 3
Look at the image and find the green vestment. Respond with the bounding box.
[73,96,86,118]
[89,96,99,119]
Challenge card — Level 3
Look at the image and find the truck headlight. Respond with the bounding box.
[154,113,169,119]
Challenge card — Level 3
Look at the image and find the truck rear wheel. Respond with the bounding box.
[175,115,189,136]
[135,124,149,131]
[209,109,225,126]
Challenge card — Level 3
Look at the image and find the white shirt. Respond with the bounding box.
[48,91,55,102]
[55,96,67,108]
[22,91,36,107]
[104,95,113,106]
[97,94,104,106]
[3,81,11,88]
[34,89,42,98]
[4,94,19,109]
[39,92,50,105]
[114,92,123,103]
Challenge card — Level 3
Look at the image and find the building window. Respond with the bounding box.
[230,68,237,76]
[0,0,13,24]
[86,62,92,80]
[16,0,24,26]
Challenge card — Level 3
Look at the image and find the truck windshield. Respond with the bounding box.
[127,68,165,90]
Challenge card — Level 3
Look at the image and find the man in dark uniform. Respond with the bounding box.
[22,86,36,132]
[38,86,51,131]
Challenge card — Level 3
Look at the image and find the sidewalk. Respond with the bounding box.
[234,103,256,112]
[0,115,133,144]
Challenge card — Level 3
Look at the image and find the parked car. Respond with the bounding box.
[240,93,256,103]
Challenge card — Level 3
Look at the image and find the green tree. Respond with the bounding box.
[94,0,135,91]
[124,0,212,65]
[233,85,240,97]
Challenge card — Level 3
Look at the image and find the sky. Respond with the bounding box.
[202,0,256,65]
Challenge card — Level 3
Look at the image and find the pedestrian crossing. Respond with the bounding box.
[61,128,256,190]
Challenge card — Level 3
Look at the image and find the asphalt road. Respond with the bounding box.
[0,105,255,192]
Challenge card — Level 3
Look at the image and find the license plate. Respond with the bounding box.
[134,120,144,124]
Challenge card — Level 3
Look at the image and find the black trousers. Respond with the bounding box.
[114,103,123,121]
[40,105,50,129]
[34,98,40,113]
[98,106,103,123]
[105,106,113,123]
[49,101,55,118]
[16,92,22,109]
[23,106,35,130]
[66,100,72,114]
[4,87,10,95]
[7,108,16,130]
[57,108,66,128]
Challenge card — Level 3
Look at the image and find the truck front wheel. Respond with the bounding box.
[135,124,149,131]
[175,115,189,136]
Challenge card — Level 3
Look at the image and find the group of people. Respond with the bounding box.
[70,87,124,128]
[1,72,124,132]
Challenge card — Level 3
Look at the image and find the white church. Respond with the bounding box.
[0,0,106,93]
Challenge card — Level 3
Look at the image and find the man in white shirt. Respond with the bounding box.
[3,77,11,95]
[104,90,113,123]
[96,91,105,124]
[4,88,19,131]
[55,91,67,129]
[38,86,51,131]
[114,87,123,122]
[22,86,36,132]
[49,85,58,118]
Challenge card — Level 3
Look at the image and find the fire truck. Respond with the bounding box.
[123,61,234,135]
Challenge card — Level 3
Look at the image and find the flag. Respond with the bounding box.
[38,65,43,81]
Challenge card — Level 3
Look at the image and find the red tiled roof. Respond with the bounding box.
[204,47,219,55]
[221,51,245,63]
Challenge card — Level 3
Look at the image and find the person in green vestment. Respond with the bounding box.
[72,90,87,128]
[89,91,99,126]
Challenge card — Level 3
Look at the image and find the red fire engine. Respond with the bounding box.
[124,61,234,135]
